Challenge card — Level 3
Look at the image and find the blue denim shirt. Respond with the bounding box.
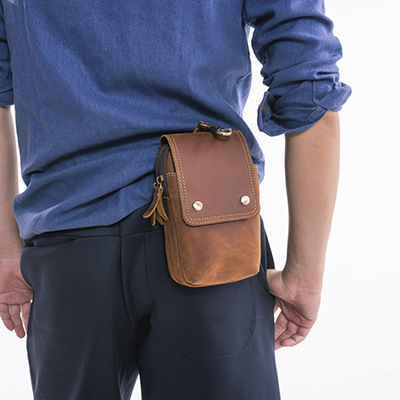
[0,0,351,239]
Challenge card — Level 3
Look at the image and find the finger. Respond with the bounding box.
[0,304,15,331]
[275,327,295,346]
[275,320,299,340]
[279,333,306,348]
[274,310,288,340]
[280,335,305,347]
[274,320,298,349]
[21,302,31,333]
[278,324,311,348]
[282,325,311,346]
[9,304,25,339]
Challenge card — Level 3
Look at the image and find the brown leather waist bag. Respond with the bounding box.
[143,122,261,287]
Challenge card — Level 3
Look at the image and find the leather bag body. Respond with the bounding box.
[143,123,261,287]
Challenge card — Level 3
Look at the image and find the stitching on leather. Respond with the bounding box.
[165,192,186,284]
[168,132,260,225]
[237,130,258,215]
[169,136,191,223]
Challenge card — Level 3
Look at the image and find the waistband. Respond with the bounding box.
[26,203,162,244]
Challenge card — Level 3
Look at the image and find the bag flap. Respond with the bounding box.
[162,130,260,227]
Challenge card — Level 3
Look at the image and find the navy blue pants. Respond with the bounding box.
[21,204,280,400]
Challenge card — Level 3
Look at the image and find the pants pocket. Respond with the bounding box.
[20,236,78,289]
[147,230,257,360]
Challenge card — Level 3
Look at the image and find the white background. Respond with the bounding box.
[1,0,399,398]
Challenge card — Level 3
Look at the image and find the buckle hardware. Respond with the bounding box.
[194,121,232,137]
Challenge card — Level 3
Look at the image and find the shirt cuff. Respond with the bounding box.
[258,80,352,136]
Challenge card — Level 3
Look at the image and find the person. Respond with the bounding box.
[0,0,351,399]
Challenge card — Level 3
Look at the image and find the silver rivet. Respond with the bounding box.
[193,201,203,211]
[240,196,250,206]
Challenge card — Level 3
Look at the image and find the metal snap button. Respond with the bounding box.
[193,201,203,211]
[240,196,250,206]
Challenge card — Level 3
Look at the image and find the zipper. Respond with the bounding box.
[142,143,170,226]
[154,143,170,196]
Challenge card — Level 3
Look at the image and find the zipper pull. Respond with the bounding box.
[156,190,168,224]
[142,176,168,226]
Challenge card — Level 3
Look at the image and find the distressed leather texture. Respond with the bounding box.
[158,128,261,287]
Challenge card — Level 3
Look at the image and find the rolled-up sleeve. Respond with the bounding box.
[243,0,351,136]
[0,3,13,106]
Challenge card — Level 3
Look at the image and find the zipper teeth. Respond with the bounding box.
[155,144,170,195]
[154,145,166,176]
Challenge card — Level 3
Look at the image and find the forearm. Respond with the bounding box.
[283,110,340,291]
[0,106,23,258]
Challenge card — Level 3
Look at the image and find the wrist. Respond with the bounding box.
[283,235,327,291]
[0,237,24,260]
[281,261,324,293]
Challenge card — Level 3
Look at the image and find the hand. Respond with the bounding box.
[0,255,33,338]
[266,269,321,350]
